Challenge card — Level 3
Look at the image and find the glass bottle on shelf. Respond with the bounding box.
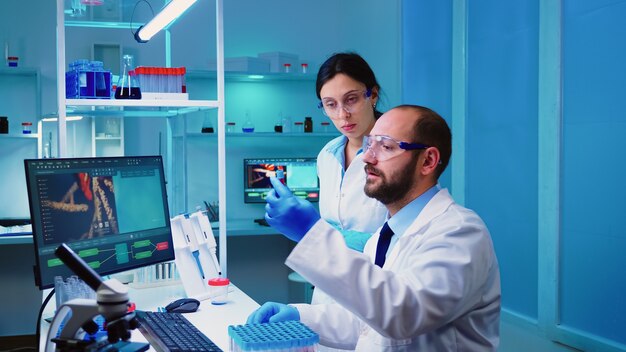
[242,111,255,133]
[201,111,215,133]
[294,121,304,133]
[104,118,120,137]
[282,115,292,133]
[274,112,283,133]
[304,117,313,133]
[115,55,142,99]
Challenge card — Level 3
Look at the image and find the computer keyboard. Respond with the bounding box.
[135,310,223,352]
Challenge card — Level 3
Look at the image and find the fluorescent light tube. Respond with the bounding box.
[42,116,84,122]
[135,0,197,43]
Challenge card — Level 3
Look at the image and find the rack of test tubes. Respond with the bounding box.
[54,275,96,307]
[135,66,188,99]
[130,261,181,288]
[228,321,319,352]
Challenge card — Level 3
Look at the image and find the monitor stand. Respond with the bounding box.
[253,218,269,227]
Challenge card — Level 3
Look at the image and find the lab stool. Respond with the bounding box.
[288,271,314,304]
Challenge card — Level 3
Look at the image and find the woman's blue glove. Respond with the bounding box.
[246,302,300,324]
[265,177,320,242]
[340,229,373,252]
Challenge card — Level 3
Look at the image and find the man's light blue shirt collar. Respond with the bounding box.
[387,184,441,239]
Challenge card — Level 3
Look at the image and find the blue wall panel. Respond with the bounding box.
[466,0,539,319]
[562,0,626,344]
[401,0,453,189]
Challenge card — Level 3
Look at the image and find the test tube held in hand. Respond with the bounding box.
[276,168,285,184]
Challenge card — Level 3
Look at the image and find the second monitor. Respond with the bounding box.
[244,157,319,203]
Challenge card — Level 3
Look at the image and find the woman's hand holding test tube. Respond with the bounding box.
[264,177,320,242]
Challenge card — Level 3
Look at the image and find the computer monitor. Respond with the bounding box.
[243,157,319,203]
[24,156,175,289]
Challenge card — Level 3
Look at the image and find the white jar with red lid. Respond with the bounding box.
[208,277,230,305]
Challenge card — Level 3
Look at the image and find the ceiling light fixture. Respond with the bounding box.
[134,0,197,43]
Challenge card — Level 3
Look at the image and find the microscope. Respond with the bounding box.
[45,243,149,352]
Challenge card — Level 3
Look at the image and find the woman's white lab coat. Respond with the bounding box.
[313,136,387,310]
[287,189,501,351]
[317,136,387,234]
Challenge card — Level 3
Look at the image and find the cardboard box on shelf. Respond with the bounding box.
[258,52,299,73]
[208,57,270,73]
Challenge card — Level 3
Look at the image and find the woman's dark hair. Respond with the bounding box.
[316,52,383,118]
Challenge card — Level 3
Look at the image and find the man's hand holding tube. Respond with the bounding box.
[265,176,320,242]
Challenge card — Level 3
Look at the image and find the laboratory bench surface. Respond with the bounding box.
[39,282,260,351]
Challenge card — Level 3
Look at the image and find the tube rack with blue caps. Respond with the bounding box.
[228,321,319,352]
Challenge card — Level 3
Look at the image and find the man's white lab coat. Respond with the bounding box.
[288,189,501,351]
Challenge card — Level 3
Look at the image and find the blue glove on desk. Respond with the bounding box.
[265,177,320,242]
[246,302,300,324]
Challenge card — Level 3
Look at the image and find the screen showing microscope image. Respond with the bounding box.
[24,156,174,289]
[243,157,319,203]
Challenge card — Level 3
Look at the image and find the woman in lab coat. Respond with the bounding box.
[313,52,387,305]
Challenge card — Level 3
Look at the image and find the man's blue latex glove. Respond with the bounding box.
[265,177,321,242]
[246,302,300,324]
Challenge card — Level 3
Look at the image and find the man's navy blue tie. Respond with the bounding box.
[375,222,394,267]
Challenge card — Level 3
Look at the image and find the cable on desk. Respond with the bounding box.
[0,347,37,352]
[36,288,55,352]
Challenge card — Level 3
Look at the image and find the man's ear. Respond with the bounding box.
[421,147,441,176]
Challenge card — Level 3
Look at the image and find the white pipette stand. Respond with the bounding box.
[170,211,221,301]
[171,215,208,300]
[188,207,221,279]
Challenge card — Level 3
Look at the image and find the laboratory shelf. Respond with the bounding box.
[66,98,219,108]
[65,20,144,29]
[0,67,40,76]
[0,134,40,139]
[63,99,218,118]
[94,136,123,141]
[178,132,340,138]
[187,70,317,82]
[217,219,280,237]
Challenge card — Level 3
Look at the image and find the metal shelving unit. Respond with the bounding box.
[54,0,229,276]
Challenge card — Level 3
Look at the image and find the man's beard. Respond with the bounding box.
[364,163,415,205]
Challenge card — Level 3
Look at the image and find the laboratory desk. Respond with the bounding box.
[39,282,260,351]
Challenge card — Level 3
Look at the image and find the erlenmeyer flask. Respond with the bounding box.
[115,55,142,99]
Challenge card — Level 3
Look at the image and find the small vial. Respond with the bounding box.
[226,122,236,133]
[321,121,331,133]
[7,56,18,67]
[301,63,308,74]
[22,122,32,134]
[294,121,304,133]
[283,63,291,73]
[208,277,230,305]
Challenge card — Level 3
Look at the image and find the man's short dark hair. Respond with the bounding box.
[396,105,452,179]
